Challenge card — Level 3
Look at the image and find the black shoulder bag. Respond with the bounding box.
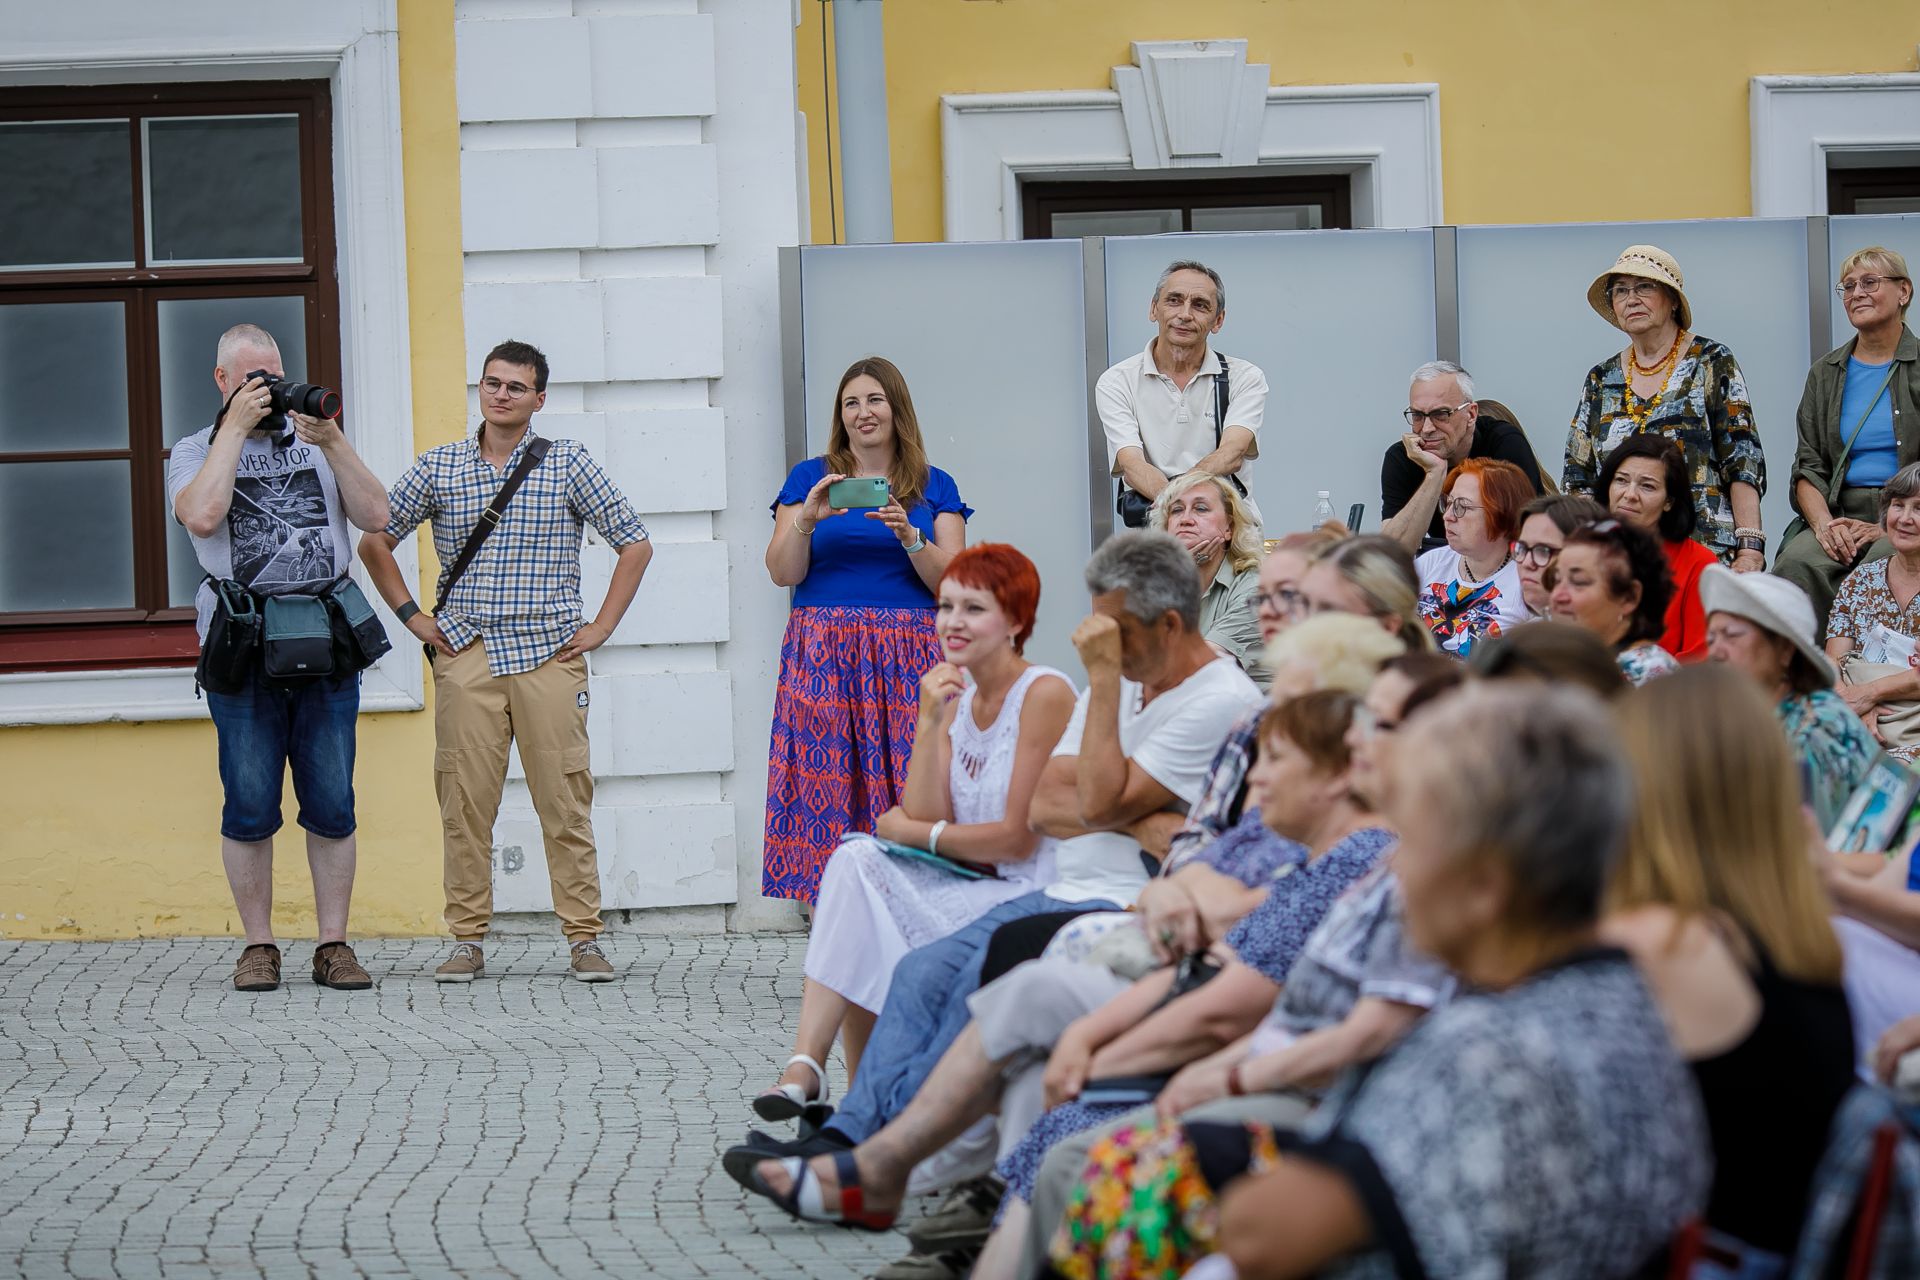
[425,436,550,661]
[1116,354,1249,528]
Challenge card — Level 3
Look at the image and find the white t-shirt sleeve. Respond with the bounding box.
[1095,362,1144,473]
[1223,357,1268,456]
[1127,665,1265,805]
[165,428,212,524]
[1414,544,1459,584]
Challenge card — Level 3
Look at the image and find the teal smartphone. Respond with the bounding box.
[828,476,890,509]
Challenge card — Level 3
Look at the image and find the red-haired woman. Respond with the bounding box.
[764,357,973,905]
[1413,458,1534,657]
[753,544,1076,1119]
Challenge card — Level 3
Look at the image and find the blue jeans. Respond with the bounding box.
[825,891,1117,1144]
[205,669,360,842]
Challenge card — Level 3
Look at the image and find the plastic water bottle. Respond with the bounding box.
[1311,491,1335,526]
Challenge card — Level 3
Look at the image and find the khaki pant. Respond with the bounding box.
[1774,486,1892,637]
[433,640,600,941]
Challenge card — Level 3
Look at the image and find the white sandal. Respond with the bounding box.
[752,1053,830,1121]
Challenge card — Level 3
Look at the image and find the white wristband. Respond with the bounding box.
[927,820,949,856]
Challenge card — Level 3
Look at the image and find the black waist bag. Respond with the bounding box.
[262,595,336,681]
[196,578,262,695]
[325,577,392,672]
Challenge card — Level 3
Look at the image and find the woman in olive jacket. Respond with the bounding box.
[1775,245,1920,634]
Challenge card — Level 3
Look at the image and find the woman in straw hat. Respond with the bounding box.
[1562,245,1768,573]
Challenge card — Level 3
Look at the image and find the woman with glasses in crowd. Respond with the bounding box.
[1149,473,1268,685]
[1562,245,1768,572]
[1511,493,1606,617]
[1775,247,1918,631]
[1298,535,1435,653]
[1826,460,1920,758]
[763,356,974,904]
[1599,435,1716,659]
[1411,458,1534,657]
[1546,518,1679,685]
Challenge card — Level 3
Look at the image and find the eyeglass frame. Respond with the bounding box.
[479,375,539,399]
[1251,586,1306,616]
[1607,281,1665,302]
[1402,402,1474,427]
[1836,274,1909,298]
[1510,539,1560,569]
[1440,497,1483,520]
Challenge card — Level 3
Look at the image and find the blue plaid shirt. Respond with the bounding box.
[385,430,648,676]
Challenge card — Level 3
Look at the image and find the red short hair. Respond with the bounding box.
[1445,457,1533,543]
[939,544,1042,653]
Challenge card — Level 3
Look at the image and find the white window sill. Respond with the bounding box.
[0,654,424,727]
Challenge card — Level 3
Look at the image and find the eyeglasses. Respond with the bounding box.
[1352,704,1399,739]
[1837,274,1907,297]
[1402,402,1473,426]
[480,376,537,399]
[1251,586,1306,616]
[1441,498,1481,519]
[1511,539,1559,569]
[1608,281,1661,302]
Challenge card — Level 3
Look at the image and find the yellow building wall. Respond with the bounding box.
[0,1,465,941]
[796,0,1918,244]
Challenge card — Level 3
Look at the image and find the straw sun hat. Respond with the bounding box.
[1697,565,1836,687]
[1587,244,1693,332]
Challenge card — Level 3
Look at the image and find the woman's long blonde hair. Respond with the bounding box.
[1147,472,1264,573]
[1610,664,1842,984]
[825,356,932,511]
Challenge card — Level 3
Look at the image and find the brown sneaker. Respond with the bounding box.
[569,939,616,982]
[233,943,282,992]
[433,942,485,983]
[311,941,372,990]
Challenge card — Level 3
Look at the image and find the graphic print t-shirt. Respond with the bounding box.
[166,424,351,639]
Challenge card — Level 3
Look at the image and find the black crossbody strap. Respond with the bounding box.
[433,436,550,613]
[1211,353,1248,497]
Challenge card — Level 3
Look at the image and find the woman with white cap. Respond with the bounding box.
[1699,564,1881,831]
[1563,245,1768,572]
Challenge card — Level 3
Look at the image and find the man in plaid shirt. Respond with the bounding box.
[360,339,652,983]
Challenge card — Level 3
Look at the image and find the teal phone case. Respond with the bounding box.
[828,477,890,509]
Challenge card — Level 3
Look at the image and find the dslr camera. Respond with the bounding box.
[244,368,343,444]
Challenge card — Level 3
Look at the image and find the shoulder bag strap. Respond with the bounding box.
[1824,362,1900,508]
[1210,353,1249,497]
[433,436,551,613]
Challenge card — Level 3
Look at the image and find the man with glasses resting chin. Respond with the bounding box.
[1380,360,1545,554]
[359,339,652,984]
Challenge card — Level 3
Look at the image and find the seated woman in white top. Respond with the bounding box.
[754,543,1076,1121]
[1413,457,1534,659]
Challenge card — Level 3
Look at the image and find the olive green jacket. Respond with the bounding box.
[1790,325,1920,512]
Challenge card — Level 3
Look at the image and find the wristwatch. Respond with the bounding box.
[1733,527,1766,555]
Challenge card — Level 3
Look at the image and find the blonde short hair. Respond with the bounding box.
[1839,245,1912,317]
[1263,612,1406,695]
[1149,472,1264,573]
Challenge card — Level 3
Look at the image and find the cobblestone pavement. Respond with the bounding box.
[0,936,910,1279]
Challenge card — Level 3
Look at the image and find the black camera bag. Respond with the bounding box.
[261,595,336,681]
[195,577,262,695]
[324,577,392,672]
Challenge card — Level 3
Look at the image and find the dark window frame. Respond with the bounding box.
[1828,165,1920,215]
[0,79,339,674]
[1020,173,1354,239]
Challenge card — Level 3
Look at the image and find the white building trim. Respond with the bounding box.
[1751,74,1920,216]
[940,40,1442,240]
[0,0,421,726]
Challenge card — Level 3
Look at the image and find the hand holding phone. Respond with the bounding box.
[827,477,890,510]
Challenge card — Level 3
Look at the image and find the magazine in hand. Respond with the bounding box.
[855,834,999,880]
[1827,757,1920,854]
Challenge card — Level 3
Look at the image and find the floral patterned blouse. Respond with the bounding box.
[1779,689,1885,832]
[1616,641,1680,686]
[1562,336,1766,556]
[1829,558,1920,656]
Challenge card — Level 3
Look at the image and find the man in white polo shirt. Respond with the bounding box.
[1097,259,1270,528]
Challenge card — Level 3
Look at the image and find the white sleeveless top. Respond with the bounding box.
[947,664,1073,888]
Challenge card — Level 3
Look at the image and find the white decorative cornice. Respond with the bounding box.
[1113,39,1269,169]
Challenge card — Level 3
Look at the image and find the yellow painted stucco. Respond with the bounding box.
[796,0,1918,243]
[0,1,464,941]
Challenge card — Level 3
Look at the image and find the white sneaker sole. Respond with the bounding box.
[571,969,617,983]
[433,970,482,983]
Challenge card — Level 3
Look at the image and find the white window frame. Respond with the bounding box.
[0,0,421,726]
[1751,74,1920,216]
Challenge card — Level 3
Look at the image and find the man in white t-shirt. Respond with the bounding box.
[728,531,1263,1211]
[1097,260,1269,527]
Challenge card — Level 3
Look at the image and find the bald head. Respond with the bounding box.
[215,323,282,385]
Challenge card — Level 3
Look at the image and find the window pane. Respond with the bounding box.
[0,460,133,611]
[1048,209,1182,238]
[0,301,129,452]
[157,295,307,446]
[0,121,135,270]
[145,116,303,263]
[1190,204,1324,232]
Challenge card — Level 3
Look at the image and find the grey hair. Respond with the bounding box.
[1152,260,1226,314]
[1085,530,1203,631]
[1403,682,1632,932]
[1881,460,1920,519]
[1409,359,1475,403]
[216,323,280,375]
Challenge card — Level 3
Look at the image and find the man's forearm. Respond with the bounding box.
[589,540,652,631]
[357,533,417,610]
[324,441,391,533]
[1190,427,1256,479]
[173,425,251,534]
[1380,469,1445,552]
[1075,673,1131,826]
[1115,447,1169,499]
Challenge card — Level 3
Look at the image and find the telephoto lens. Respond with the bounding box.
[273,380,342,420]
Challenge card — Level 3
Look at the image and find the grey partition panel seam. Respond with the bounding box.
[1806,215,1831,365]
[1082,236,1115,550]
[779,244,808,469]
[1432,225,1461,365]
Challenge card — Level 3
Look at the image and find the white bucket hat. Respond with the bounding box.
[1698,565,1836,687]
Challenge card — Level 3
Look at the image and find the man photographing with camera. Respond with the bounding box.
[167,323,392,993]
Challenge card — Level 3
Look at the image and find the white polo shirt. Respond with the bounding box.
[1096,338,1270,525]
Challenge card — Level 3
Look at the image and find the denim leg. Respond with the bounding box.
[826,891,1058,1143]
[288,674,360,839]
[205,669,293,843]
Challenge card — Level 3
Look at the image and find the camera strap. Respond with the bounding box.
[433,436,551,613]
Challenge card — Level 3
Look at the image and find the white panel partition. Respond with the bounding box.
[1103,230,1438,536]
[1459,219,1810,549]
[1828,214,1920,349]
[797,239,1092,675]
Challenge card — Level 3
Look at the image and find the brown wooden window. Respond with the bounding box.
[1021,174,1353,239]
[1828,165,1920,215]
[0,80,339,674]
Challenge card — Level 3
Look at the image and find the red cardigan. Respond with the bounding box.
[1662,537,1718,661]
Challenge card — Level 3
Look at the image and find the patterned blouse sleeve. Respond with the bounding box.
[1704,343,1766,493]
[1827,564,1873,642]
[1561,365,1606,495]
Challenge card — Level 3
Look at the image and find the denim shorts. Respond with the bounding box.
[205,668,360,842]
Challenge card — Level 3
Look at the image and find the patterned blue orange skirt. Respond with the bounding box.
[762,605,941,904]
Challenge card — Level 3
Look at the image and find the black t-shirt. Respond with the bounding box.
[1379,415,1545,550]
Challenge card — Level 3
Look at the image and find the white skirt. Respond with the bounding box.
[803,835,1034,1013]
